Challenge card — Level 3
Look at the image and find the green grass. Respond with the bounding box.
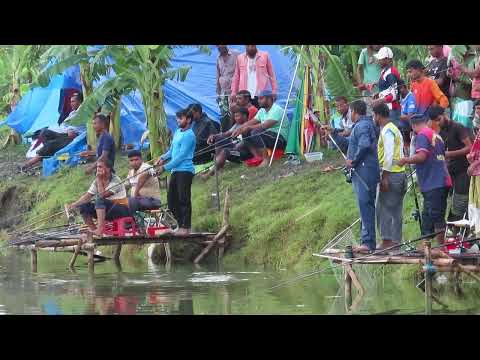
[0,147,425,275]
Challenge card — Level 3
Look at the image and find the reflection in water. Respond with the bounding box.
[2,249,480,314]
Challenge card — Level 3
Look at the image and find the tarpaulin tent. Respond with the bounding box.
[1,45,299,176]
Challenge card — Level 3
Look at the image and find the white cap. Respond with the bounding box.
[374,47,393,60]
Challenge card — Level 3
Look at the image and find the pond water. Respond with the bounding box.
[1,249,480,315]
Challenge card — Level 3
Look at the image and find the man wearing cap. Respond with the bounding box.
[126,150,162,213]
[231,90,288,167]
[398,116,452,245]
[371,47,402,129]
[428,105,473,222]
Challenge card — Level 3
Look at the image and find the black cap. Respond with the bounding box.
[127,149,142,158]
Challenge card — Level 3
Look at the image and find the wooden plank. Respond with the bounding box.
[424,241,432,315]
[69,244,81,269]
[31,249,37,273]
[194,225,229,264]
[92,233,215,246]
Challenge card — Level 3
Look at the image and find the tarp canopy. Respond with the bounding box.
[1,45,300,176]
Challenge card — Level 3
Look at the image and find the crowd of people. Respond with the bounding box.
[322,45,480,253]
[28,44,480,245]
[65,45,287,236]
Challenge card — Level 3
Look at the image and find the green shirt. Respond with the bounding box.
[255,103,289,141]
[358,48,381,86]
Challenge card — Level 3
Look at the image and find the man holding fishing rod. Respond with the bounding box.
[345,100,380,253]
[66,159,130,237]
[200,106,253,179]
[155,109,196,235]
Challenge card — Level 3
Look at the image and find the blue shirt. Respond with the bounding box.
[97,131,116,166]
[400,91,417,116]
[414,127,451,193]
[160,128,196,174]
[346,115,380,183]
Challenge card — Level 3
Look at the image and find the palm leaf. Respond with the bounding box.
[321,46,358,100]
[34,54,88,87]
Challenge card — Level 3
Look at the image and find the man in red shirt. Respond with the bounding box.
[371,47,402,129]
[406,59,449,116]
[234,90,258,120]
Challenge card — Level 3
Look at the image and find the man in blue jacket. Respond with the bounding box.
[156,109,197,235]
[346,100,381,252]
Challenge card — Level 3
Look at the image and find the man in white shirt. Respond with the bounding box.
[126,150,162,212]
[67,159,130,236]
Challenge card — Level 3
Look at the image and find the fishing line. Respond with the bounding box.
[236,231,442,302]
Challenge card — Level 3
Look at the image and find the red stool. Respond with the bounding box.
[244,149,285,167]
[104,217,139,237]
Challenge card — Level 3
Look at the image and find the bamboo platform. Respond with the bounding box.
[315,241,480,315]
[23,188,232,273]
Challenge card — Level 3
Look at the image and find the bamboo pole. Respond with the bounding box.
[344,265,352,312]
[69,244,82,269]
[30,249,37,273]
[424,241,432,315]
[268,45,303,167]
[87,248,95,273]
[113,244,122,264]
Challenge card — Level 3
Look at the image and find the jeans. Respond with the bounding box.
[352,171,378,250]
[421,187,448,235]
[376,172,407,242]
[243,129,286,152]
[167,171,194,229]
[448,170,470,221]
[330,131,349,154]
[78,198,131,221]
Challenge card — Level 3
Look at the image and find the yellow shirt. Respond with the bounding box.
[378,122,405,173]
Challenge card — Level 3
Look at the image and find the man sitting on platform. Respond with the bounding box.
[67,159,130,236]
[126,150,162,213]
[231,90,288,167]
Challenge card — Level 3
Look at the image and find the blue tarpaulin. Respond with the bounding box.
[1,45,298,176]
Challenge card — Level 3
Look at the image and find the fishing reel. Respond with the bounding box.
[342,166,353,183]
[411,209,421,222]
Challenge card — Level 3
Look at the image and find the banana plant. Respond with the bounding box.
[35,45,113,146]
[0,45,49,147]
[67,45,210,158]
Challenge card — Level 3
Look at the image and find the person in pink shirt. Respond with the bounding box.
[460,45,480,101]
[230,45,278,108]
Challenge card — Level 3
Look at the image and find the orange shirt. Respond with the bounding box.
[410,77,449,114]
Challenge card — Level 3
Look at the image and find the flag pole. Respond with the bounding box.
[268,45,303,167]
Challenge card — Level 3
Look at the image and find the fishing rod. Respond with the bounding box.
[261,230,443,294]
[407,164,422,232]
[12,210,65,235]
[326,131,370,191]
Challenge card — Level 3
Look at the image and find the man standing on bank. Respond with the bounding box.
[230,45,278,108]
[155,109,196,235]
[346,100,381,253]
[216,45,240,131]
[372,103,407,250]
